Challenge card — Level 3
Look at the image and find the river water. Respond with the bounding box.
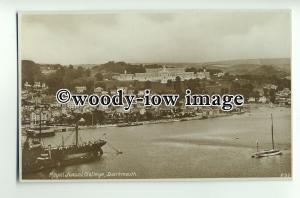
[23,105,291,179]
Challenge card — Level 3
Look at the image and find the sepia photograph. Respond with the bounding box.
[18,10,291,180]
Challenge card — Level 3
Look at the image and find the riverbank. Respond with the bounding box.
[22,103,290,135]
[61,111,243,131]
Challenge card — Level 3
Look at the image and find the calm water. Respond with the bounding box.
[23,106,291,179]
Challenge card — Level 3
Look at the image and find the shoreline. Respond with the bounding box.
[22,104,291,134]
[65,111,241,131]
[77,104,290,130]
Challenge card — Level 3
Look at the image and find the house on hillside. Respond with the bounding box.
[75,86,87,93]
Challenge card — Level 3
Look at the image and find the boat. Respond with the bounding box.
[26,109,56,138]
[26,126,56,138]
[251,113,282,158]
[22,120,106,174]
[251,149,282,158]
[117,122,143,127]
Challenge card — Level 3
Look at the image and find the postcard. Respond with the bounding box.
[18,10,291,180]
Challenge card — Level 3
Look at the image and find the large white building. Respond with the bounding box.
[113,66,210,83]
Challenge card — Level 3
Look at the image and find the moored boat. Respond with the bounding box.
[251,113,282,158]
[26,126,56,138]
[117,122,143,127]
[251,149,282,158]
[22,119,106,174]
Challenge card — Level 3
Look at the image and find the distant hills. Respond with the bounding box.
[90,61,145,75]
[160,58,290,77]
[214,64,289,77]
[205,58,290,77]
[202,58,290,67]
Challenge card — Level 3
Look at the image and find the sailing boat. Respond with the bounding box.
[251,113,282,158]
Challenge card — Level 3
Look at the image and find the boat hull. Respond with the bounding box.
[117,122,143,127]
[22,140,106,174]
[26,130,56,138]
[251,149,282,158]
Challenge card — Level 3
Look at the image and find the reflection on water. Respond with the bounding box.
[23,106,291,179]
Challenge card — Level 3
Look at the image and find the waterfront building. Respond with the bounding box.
[248,97,256,103]
[33,82,41,89]
[275,87,291,104]
[94,87,103,94]
[264,84,278,90]
[30,110,51,125]
[24,81,31,89]
[258,96,267,103]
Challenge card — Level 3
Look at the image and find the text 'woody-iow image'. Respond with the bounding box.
[18,10,291,181]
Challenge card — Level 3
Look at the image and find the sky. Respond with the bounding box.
[19,11,291,65]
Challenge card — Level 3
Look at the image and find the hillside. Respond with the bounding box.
[90,61,163,75]
[222,64,289,77]
[160,58,290,77]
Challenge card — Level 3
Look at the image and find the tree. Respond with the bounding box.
[95,72,104,81]
[85,79,94,94]
[94,110,105,124]
[145,111,153,120]
[144,80,152,89]
[186,79,200,92]
[185,67,197,73]
[95,82,106,90]
[253,91,260,98]
[240,83,254,98]
[205,68,223,75]
[166,80,173,88]
[230,81,241,94]
[21,60,42,86]
[85,68,91,76]
[174,76,182,95]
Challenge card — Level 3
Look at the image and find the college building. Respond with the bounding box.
[113,66,210,83]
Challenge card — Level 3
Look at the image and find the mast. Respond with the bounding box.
[39,108,42,142]
[75,122,79,146]
[61,135,64,146]
[271,113,274,150]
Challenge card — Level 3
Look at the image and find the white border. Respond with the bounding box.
[0,1,299,198]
